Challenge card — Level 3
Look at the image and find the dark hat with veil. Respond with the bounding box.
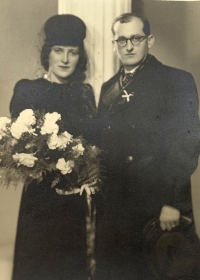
[44,14,86,46]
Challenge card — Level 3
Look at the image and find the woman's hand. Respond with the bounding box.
[55,164,100,196]
[79,179,99,195]
[77,166,100,186]
[55,188,80,195]
[78,165,100,195]
[55,178,99,196]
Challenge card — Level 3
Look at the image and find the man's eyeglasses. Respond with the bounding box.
[114,35,148,47]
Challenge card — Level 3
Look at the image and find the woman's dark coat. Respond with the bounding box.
[10,78,96,280]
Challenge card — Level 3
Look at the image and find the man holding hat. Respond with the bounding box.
[93,13,200,280]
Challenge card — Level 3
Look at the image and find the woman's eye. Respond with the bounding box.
[69,50,79,56]
[54,49,62,53]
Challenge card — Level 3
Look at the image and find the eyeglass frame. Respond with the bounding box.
[113,35,148,47]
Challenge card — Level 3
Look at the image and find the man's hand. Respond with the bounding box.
[159,205,180,231]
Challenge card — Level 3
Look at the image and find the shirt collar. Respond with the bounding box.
[124,65,139,74]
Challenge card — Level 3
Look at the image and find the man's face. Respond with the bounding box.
[113,17,153,71]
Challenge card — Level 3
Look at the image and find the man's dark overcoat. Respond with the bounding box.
[93,55,200,279]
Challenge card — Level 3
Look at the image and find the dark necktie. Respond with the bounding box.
[121,54,152,88]
[122,73,134,88]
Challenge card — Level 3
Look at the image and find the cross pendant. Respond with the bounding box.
[122,90,134,102]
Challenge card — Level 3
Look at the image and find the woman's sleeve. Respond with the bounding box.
[10,79,33,118]
[80,83,96,122]
[80,84,97,138]
[82,83,96,117]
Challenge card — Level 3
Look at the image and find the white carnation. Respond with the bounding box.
[0,117,11,129]
[47,133,59,150]
[13,153,38,167]
[44,112,61,123]
[40,112,61,135]
[47,131,73,150]
[56,158,74,175]
[0,117,11,139]
[11,122,28,139]
[10,121,35,139]
[40,122,59,135]
[72,143,85,158]
[17,109,36,126]
[10,109,36,139]
[57,131,73,150]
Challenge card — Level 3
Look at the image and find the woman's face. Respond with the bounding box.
[48,46,80,83]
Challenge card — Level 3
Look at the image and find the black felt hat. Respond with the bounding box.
[143,216,200,279]
[44,14,86,46]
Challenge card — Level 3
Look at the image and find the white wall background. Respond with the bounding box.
[0,1,200,279]
[0,1,57,278]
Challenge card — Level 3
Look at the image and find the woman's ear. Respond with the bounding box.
[147,34,155,49]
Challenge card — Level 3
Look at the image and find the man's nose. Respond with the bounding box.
[126,39,134,51]
[62,52,69,63]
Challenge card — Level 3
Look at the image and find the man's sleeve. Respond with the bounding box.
[162,72,200,213]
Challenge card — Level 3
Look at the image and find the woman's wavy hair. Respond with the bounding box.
[40,42,87,83]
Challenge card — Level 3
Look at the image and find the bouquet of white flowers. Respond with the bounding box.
[0,109,101,192]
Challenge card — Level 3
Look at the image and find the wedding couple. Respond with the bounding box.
[10,13,200,280]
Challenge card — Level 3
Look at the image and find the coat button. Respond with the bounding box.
[126,156,133,163]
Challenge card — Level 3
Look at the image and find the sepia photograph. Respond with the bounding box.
[0,0,200,279]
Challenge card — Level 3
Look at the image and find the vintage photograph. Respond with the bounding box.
[0,0,200,279]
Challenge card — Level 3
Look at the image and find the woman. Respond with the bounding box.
[10,14,97,280]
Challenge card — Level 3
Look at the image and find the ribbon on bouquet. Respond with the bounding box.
[86,193,96,278]
[55,181,99,278]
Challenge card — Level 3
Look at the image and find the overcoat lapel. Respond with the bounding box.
[102,73,121,107]
[101,55,161,115]
[102,74,137,115]
[108,75,144,115]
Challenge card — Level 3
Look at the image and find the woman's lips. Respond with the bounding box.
[59,66,70,68]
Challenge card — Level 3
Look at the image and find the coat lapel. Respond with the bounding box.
[102,73,137,115]
[102,75,122,107]
[101,55,162,115]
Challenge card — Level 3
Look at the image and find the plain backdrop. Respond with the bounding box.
[0,1,57,278]
[0,1,200,279]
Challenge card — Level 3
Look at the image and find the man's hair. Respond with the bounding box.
[111,13,150,36]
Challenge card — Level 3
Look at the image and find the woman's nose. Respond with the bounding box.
[61,52,69,63]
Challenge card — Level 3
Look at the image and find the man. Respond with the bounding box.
[93,13,200,280]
